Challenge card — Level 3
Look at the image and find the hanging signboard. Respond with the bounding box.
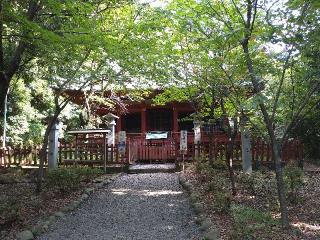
[180,130,188,152]
[145,131,168,140]
[118,131,126,155]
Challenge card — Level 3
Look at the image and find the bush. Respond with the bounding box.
[212,158,227,170]
[206,169,229,192]
[238,171,279,211]
[46,168,81,193]
[0,168,26,183]
[284,165,304,203]
[0,200,20,226]
[195,156,210,174]
[230,204,278,239]
[75,167,103,182]
[212,190,232,213]
[46,167,102,193]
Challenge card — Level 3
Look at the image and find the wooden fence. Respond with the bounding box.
[128,139,176,162]
[58,140,131,166]
[0,137,303,168]
[177,138,303,167]
[0,146,42,167]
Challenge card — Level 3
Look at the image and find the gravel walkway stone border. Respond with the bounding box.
[35,173,201,240]
[179,173,220,240]
[16,174,121,240]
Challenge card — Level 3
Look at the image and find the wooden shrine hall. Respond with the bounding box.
[62,89,204,163]
[115,102,195,134]
[59,89,303,165]
[64,89,199,136]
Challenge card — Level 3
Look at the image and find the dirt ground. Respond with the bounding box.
[183,163,320,240]
[0,168,99,240]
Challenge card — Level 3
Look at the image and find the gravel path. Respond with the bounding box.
[37,173,201,240]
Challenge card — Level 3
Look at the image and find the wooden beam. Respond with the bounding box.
[173,106,178,132]
[141,108,146,133]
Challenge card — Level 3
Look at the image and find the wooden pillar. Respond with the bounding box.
[173,107,178,132]
[141,108,146,133]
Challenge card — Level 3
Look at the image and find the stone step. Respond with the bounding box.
[128,163,177,174]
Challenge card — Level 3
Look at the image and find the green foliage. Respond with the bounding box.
[196,159,232,212]
[0,168,26,183]
[230,204,278,240]
[213,191,232,213]
[46,167,102,193]
[73,167,103,183]
[46,168,81,193]
[238,171,279,211]
[195,156,211,174]
[0,199,20,226]
[284,164,304,203]
[0,0,139,147]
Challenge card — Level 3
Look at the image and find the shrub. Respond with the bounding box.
[46,167,102,193]
[46,168,81,193]
[206,170,229,193]
[75,167,103,182]
[212,190,232,213]
[195,156,210,173]
[0,200,20,226]
[0,168,26,183]
[238,171,279,211]
[212,158,227,170]
[284,165,304,203]
[230,204,278,239]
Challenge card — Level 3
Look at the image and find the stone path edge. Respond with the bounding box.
[16,173,123,240]
[178,172,220,240]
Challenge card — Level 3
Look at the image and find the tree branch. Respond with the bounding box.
[271,46,294,122]
[231,0,246,25]
[6,0,40,79]
[281,81,320,145]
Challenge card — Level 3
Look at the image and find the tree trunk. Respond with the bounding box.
[241,40,289,227]
[271,138,289,227]
[36,125,50,193]
[208,126,214,167]
[220,99,237,195]
[0,74,9,114]
[226,137,236,195]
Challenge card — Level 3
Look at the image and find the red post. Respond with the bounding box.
[173,106,178,132]
[141,108,146,133]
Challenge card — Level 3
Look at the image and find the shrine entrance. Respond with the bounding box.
[128,132,177,163]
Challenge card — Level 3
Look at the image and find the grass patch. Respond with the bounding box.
[230,204,279,240]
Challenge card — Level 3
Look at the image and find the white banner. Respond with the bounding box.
[118,131,126,155]
[180,130,188,152]
[194,121,201,144]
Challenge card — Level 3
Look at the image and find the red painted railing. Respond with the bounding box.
[0,146,42,167]
[0,134,303,168]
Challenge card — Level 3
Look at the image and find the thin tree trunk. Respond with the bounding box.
[0,76,9,114]
[241,39,289,227]
[208,126,214,166]
[226,137,236,195]
[220,100,237,195]
[36,124,51,192]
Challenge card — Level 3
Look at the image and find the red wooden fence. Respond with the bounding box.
[58,139,131,166]
[0,136,303,168]
[128,139,176,162]
[0,146,42,167]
